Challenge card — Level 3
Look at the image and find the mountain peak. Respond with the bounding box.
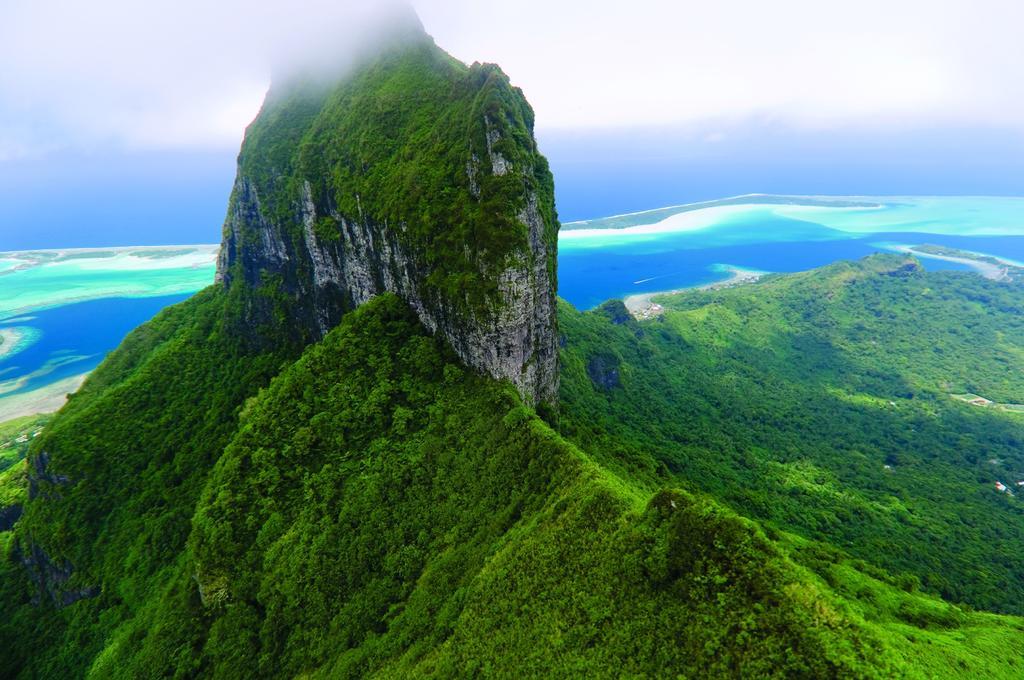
[216,36,560,408]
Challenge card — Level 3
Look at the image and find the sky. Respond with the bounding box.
[1,0,1023,248]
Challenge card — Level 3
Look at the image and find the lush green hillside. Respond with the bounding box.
[560,254,1024,616]
[4,290,1023,678]
[0,415,49,476]
[0,415,49,557]
[56,294,893,677]
[0,283,300,676]
[2,16,1023,675]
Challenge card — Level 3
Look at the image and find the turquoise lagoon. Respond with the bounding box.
[2,196,1024,419]
[0,246,217,420]
[559,195,1024,308]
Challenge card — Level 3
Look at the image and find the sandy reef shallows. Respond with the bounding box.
[0,373,88,424]
[0,244,219,320]
[0,327,41,361]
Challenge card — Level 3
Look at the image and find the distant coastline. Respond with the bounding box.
[0,244,219,321]
[624,265,766,319]
[562,194,887,232]
[0,246,220,425]
[889,244,1024,281]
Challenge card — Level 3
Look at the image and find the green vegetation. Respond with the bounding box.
[2,26,1023,676]
[0,414,48,474]
[913,244,1010,266]
[560,255,1024,616]
[0,416,49,546]
[1,284,298,676]
[5,290,1023,677]
[72,295,894,677]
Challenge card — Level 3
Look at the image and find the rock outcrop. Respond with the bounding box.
[19,449,99,607]
[27,449,69,500]
[586,351,622,391]
[18,540,99,607]
[216,28,559,408]
[0,503,22,532]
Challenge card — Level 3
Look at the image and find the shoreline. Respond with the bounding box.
[0,244,219,283]
[0,243,218,257]
[623,266,765,319]
[0,373,89,424]
[890,245,1017,281]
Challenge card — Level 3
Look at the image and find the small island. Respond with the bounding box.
[895,244,1023,281]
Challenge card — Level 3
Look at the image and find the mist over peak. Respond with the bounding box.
[265,2,429,88]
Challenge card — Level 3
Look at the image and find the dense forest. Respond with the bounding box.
[1,259,1024,677]
[561,255,1024,615]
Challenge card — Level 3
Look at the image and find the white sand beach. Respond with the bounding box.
[560,204,756,240]
[624,266,765,319]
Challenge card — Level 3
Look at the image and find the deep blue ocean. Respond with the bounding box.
[0,294,190,398]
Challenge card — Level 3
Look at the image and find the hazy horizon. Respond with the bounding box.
[2,0,1023,250]
[2,122,1023,251]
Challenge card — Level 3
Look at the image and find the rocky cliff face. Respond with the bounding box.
[216,32,559,408]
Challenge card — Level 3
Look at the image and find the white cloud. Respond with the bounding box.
[0,0,408,153]
[1,0,1021,157]
[417,0,1024,131]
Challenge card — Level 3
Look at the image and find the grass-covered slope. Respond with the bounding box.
[0,415,49,475]
[0,414,48,547]
[4,291,1023,678]
[560,254,1024,616]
